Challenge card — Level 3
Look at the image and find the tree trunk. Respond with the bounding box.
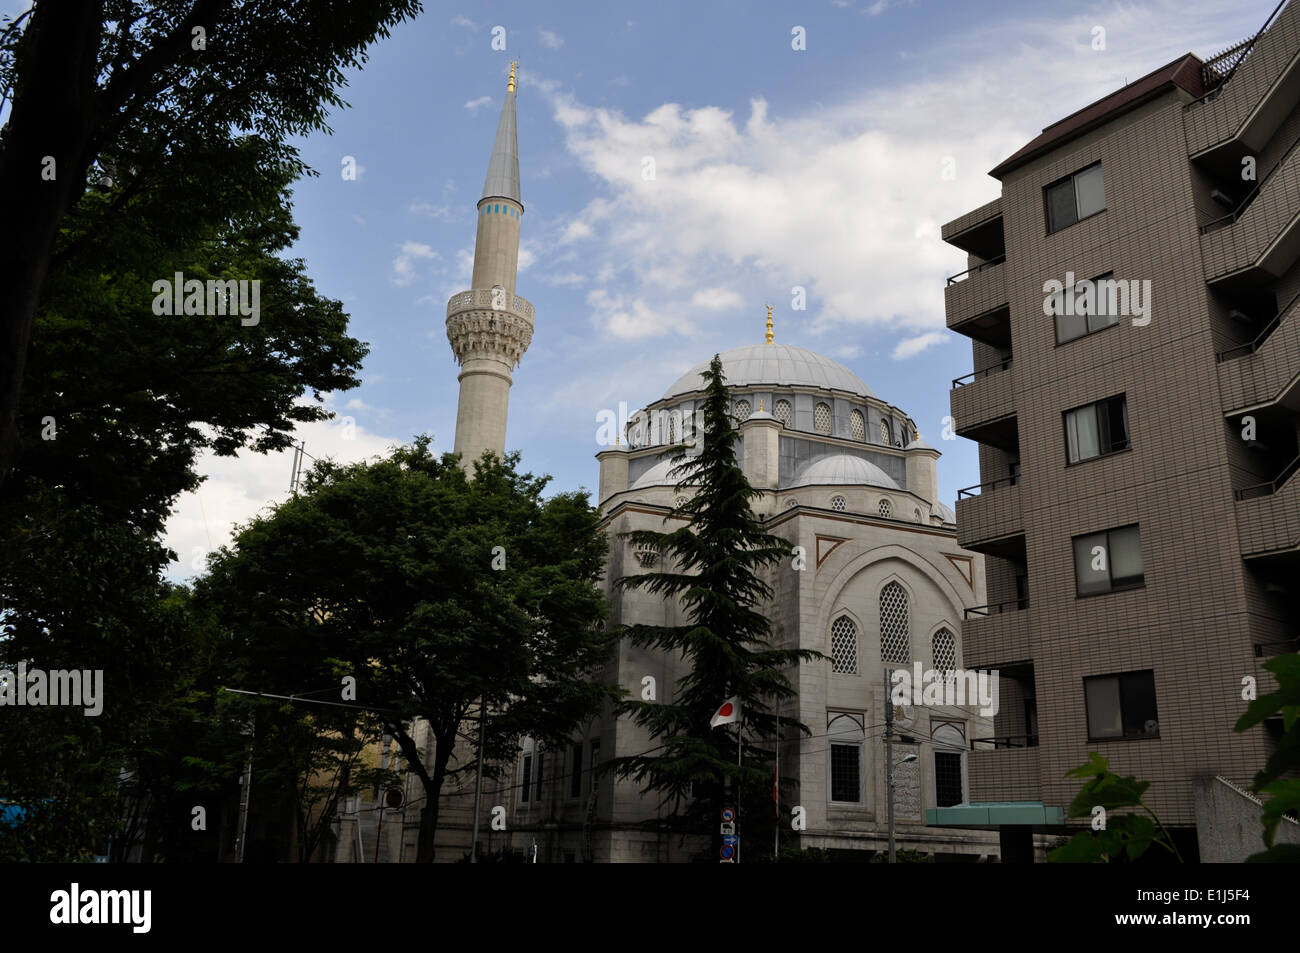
[0,0,103,491]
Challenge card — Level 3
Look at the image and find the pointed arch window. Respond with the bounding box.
[933,627,957,680]
[814,402,832,434]
[830,616,858,674]
[880,419,892,444]
[773,399,793,427]
[850,410,866,441]
[880,582,909,664]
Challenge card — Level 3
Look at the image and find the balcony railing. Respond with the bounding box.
[1201,131,1300,235]
[1236,453,1300,501]
[970,734,1038,750]
[963,598,1029,619]
[956,475,1019,500]
[952,357,1013,389]
[946,254,1006,286]
[1217,287,1300,361]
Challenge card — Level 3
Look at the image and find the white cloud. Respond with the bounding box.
[689,287,743,311]
[450,14,477,29]
[163,403,403,582]
[408,200,451,220]
[539,29,564,49]
[587,288,693,340]
[464,95,492,114]
[543,271,588,287]
[891,331,947,360]
[391,241,439,286]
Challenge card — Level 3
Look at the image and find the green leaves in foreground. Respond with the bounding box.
[1048,752,1182,863]
[1235,653,1300,862]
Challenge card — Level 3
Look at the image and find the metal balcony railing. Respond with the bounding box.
[952,357,1013,389]
[970,734,1038,750]
[956,474,1019,499]
[1201,131,1300,235]
[946,255,1006,286]
[1217,287,1300,361]
[1236,453,1300,501]
[963,598,1029,619]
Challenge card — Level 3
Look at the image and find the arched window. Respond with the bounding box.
[880,582,909,664]
[675,496,689,509]
[880,418,892,444]
[666,415,676,444]
[831,495,846,512]
[878,498,892,518]
[828,713,865,804]
[773,399,793,427]
[734,399,751,422]
[830,616,858,674]
[914,508,922,523]
[933,627,957,679]
[785,498,798,509]
[850,409,866,441]
[520,737,535,804]
[814,402,832,434]
[932,723,965,807]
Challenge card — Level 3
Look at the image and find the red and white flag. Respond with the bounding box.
[710,697,741,728]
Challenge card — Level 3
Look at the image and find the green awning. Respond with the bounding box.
[926,802,1065,828]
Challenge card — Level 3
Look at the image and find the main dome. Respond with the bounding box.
[662,344,873,400]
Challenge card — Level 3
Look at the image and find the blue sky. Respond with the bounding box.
[1,0,1271,575]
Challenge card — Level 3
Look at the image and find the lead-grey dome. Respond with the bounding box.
[663,344,873,400]
[789,454,899,489]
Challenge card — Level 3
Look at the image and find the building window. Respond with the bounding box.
[520,753,532,803]
[734,399,751,422]
[830,615,858,674]
[570,743,584,798]
[831,495,846,512]
[773,399,792,427]
[880,581,909,664]
[1064,394,1128,463]
[1073,524,1143,595]
[850,409,865,441]
[913,508,922,523]
[1084,670,1158,740]
[589,740,600,793]
[878,498,892,518]
[785,498,798,509]
[534,750,545,801]
[675,496,689,508]
[814,402,832,434]
[932,723,965,807]
[879,419,891,444]
[828,713,865,804]
[1044,161,1105,233]
[1050,271,1120,344]
[932,627,957,678]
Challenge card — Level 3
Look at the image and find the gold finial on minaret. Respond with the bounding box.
[765,302,774,344]
[507,61,518,92]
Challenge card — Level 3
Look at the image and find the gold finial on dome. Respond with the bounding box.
[765,302,774,344]
[507,61,518,92]
[759,397,764,412]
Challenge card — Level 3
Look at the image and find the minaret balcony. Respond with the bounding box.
[446,288,535,369]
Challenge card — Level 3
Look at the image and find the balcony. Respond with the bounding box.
[945,257,1008,332]
[1183,0,1300,158]
[955,477,1024,555]
[1237,454,1300,559]
[968,745,1040,803]
[962,600,1031,670]
[1217,288,1300,414]
[942,198,1005,261]
[1200,134,1300,284]
[952,359,1016,448]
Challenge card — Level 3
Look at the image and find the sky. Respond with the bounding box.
[3,0,1277,580]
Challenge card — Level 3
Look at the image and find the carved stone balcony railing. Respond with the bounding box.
[445,288,535,369]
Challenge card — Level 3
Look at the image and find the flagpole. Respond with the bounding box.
[774,703,780,861]
[736,714,743,864]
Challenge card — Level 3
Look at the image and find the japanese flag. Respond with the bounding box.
[710,697,741,728]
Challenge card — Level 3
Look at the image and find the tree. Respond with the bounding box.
[1235,652,1300,863]
[0,0,419,489]
[611,355,822,857]
[196,439,620,862]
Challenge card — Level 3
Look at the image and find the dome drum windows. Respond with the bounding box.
[879,418,892,445]
[734,399,751,422]
[830,495,846,512]
[773,399,793,427]
[849,409,866,442]
[878,499,892,518]
[814,402,832,435]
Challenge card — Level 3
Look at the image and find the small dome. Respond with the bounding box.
[630,456,693,489]
[788,454,900,490]
[935,502,956,522]
[664,344,873,400]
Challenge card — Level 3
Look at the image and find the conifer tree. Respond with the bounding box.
[613,354,823,855]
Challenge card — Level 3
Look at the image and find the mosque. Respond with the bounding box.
[377,66,999,862]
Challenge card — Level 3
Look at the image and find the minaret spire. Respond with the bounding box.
[765,302,774,344]
[446,68,534,473]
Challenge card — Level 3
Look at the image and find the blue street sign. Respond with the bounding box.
[722,835,738,845]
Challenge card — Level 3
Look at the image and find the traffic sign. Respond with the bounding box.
[722,834,738,845]
[720,844,735,859]
[721,808,735,822]
[720,821,735,835]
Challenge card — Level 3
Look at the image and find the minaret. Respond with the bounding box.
[446,62,534,472]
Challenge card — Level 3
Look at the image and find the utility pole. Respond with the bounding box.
[234,712,255,863]
[470,695,486,863]
[774,703,780,861]
[736,716,743,864]
[885,669,896,864]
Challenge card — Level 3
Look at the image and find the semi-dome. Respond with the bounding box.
[789,454,900,490]
[630,456,694,489]
[663,344,873,400]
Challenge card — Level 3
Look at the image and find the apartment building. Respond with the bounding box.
[933,2,1300,861]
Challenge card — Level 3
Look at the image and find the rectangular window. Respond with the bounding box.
[520,754,532,803]
[934,751,963,807]
[1051,272,1119,344]
[1064,394,1129,463]
[830,744,861,803]
[570,742,584,798]
[589,740,600,794]
[1073,524,1143,595]
[1045,161,1106,233]
[1084,670,1158,740]
[534,750,545,802]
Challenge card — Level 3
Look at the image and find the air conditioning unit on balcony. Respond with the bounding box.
[1229,308,1252,323]
[1210,189,1235,208]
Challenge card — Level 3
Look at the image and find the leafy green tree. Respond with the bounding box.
[1047,752,1182,863]
[0,0,419,488]
[611,355,822,857]
[1236,653,1300,863]
[197,439,619,862]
